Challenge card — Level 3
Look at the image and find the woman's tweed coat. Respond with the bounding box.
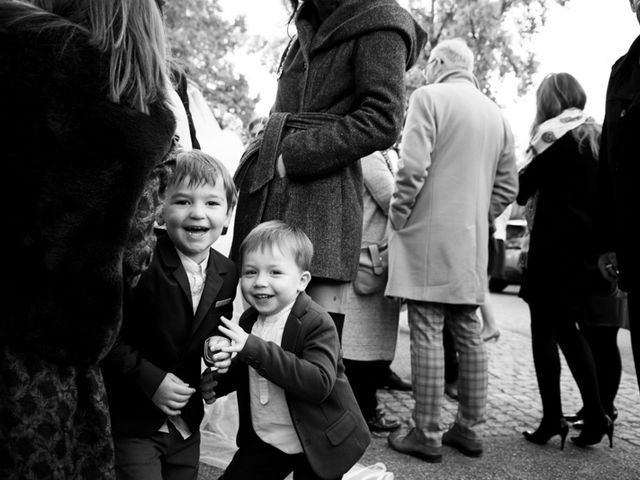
[0,6,175,479]
[232,0,427,281]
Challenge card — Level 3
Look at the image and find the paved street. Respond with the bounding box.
[199,285,640,479]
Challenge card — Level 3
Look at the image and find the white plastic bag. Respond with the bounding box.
[199,393,240,469]
[343,462,394,480]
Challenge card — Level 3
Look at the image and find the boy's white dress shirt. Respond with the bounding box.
[158,249,210,439]
[249,300,303,454]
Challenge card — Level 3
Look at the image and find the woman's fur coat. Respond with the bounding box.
[0,5,175,478]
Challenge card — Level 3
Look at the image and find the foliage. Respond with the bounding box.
[162,0,258,126]
[407,0,569,101]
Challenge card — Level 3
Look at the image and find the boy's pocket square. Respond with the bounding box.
[215,298,233,307]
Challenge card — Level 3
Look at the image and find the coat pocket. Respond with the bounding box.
[325,410,356,446]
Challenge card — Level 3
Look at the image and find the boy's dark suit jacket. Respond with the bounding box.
[215,292,370,480]
[102,232,238,437]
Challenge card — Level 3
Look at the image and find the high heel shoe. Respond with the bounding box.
[571,416,614,448]
[564,408,584,423]
[523,418,569,450]
[571,407,617,431]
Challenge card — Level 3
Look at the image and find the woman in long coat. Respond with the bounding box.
[343,149,402,432]
[232,0,427,328]
[0,2,175,478]
[518,73,611,449]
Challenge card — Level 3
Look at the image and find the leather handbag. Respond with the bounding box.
[585,286,629,329]
[353,242,388,295]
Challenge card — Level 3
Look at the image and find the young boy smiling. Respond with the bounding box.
[201,220,370,480]
[102,150,239,480]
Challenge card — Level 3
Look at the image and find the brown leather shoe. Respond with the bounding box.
[388,428,443,463]
[442,424,483,457]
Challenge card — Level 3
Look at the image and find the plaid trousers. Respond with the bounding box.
[407,301,488,446]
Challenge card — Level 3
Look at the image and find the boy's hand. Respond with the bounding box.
[152,373,195,416]
[218,317,248,353]
[204,336,232,374]
[200,368,218,405]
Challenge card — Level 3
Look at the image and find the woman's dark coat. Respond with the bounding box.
[0,5,175,478]
[232,0,427,280]
[517,133,601,307]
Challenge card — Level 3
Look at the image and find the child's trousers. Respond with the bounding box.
[220,427,341,480]
[114,423,200,480]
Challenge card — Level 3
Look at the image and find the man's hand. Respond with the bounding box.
[598,252,619,283]
[151,373,195,416]
[200,368,218,405]
[218,317,249,353]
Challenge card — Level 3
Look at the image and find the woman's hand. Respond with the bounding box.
[276,154,287,178]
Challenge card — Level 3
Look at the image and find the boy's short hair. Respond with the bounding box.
[240,220,313,271]
[168,150,238,212]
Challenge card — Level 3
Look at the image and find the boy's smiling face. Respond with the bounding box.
[161,177,231,264]
[241,244,310,317]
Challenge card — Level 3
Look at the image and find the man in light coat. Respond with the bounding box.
[386,38,517,462]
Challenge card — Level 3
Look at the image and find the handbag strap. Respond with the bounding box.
[367,244,385,275]
[380,149,395,174]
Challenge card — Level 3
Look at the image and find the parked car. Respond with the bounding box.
[489,218,529,293]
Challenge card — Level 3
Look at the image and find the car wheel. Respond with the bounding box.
[489,278,508,293]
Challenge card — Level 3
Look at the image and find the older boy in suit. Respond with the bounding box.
[102,150,238,480]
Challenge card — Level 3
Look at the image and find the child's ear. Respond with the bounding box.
[156,211,165,226]
[298,271,311,292]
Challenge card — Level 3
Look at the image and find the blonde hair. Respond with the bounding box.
[240,221,314,272]
[533,73,601,158]
[26,0,168,113]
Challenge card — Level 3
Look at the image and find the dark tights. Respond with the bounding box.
[580,324,621,417]
[343,359,387,419]
[529,301,605,426]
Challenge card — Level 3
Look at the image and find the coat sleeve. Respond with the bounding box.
[390,88,434,230]
[595,118,616,253]
[102,335,167,400]
[237,311,339,404]
[489,117,518,221]
[362,151,395,214]
[281,30,408,180]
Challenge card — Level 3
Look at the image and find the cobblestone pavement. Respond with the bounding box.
[199,288,640,479]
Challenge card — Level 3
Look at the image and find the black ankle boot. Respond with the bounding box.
[523,418,569,450]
